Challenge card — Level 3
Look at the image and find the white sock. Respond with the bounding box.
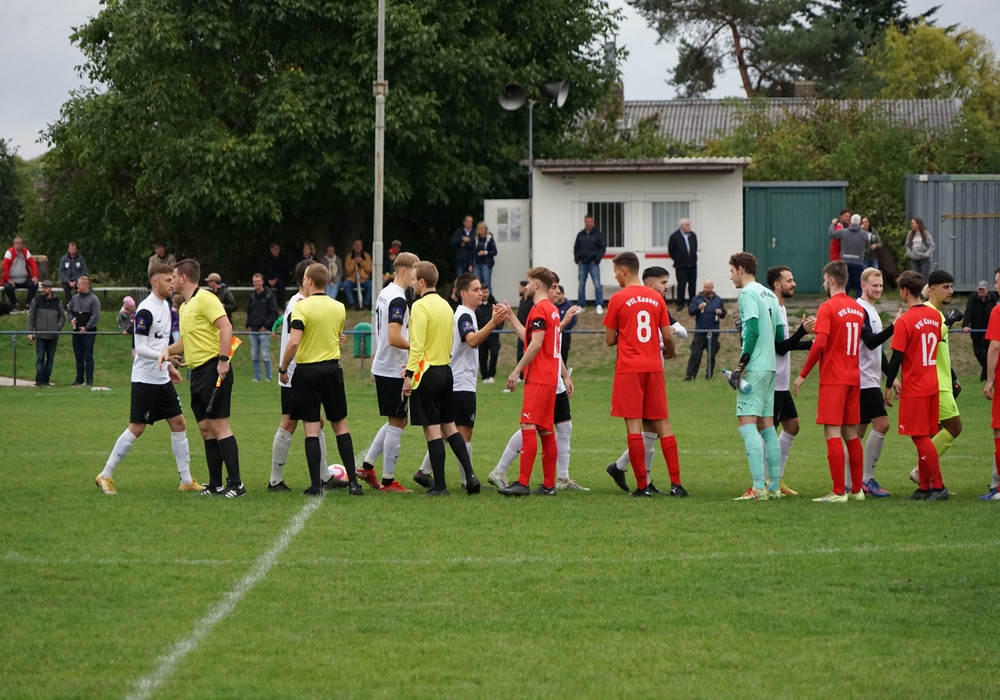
[643,431,656,477]
[382,426,404,479]
[843,444,852,491]
[419,451,431,476]
[271,428,293,485]
[171,430,191,483]
[365,422,389,464]
[778,430,795,478]
[102,429,137,478]
[556,421,572,479]
[495,431,522,476]
[319,429,328,470]
[864,430,885,482]
[991,457,999,490]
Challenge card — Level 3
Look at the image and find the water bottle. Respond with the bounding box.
[91,386,112,392]
[723,369,752,394]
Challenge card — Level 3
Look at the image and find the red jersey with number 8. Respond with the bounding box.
[891,303,942,397]
[813,292,865,386]
[603,285,671,373]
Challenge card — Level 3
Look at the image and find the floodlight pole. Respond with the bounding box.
[371,0,387,351]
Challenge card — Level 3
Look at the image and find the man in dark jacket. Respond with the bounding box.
[667,218,698,312]
[27,280,66,386]
[964,280,1000,381]
[260,242,288,308]
[685,279,726,380]
[476,284,502,383]
[247,273,280,381]
[58,242,88,303]
[450,215,476,279]
[206,272,237,322]
[67,275,101,386]
[573,215,606,314]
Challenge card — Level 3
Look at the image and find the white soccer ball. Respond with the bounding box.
[328,464,348,481]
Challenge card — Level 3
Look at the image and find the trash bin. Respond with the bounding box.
[353,322,371,358]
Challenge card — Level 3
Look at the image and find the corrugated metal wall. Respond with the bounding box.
[905,174,1000,291]
[744,182,848,294]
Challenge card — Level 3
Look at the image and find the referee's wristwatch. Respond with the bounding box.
[218,355,230,362]
[279,367,288,375]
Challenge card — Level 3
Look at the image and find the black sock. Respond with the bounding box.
[217,435,241,484]
[305,436,321,489]
[204,439,223,488]
[428,438,446,490]
[447,432,474,479]
[336,433,357,484]
[382,477,395,487]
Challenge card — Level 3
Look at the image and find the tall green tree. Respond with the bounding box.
[37,0,619,282]
[0,139,22,240]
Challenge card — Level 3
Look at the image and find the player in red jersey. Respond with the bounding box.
[500,267,562,496]
[603,252,681,497]
[981,267,1000,501]
[884,270,948,500]
[793,261,867,502]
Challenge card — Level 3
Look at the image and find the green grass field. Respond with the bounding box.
[2,302,998,698]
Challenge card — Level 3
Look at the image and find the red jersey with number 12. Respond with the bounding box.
[524,298,561,386]
[814,292,865,385]
[891,303,942,397]
[603,285,671,373]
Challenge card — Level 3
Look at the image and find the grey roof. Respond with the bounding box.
[622,98,962,146]
[532,157,750,174]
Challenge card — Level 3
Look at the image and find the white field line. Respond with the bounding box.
[8,539,999,572]
[123,496,323,700]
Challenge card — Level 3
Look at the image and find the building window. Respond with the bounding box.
[587,202,625,248]
[651,201,690,248]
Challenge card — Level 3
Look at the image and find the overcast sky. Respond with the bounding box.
[2,1,999,160]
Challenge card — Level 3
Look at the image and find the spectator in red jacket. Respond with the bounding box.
[3,236,40,310]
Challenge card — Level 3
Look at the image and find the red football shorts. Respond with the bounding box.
[611,371,669,420]
[898,393,939,436]
[520,383,556,432]
[816,384,860,425]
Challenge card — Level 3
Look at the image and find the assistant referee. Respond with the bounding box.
[278,262,363,496]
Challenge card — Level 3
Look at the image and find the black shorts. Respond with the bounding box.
[290,360,347,423]
[859,386,888,424]
[375,375,408,418]
[410,365,454,426]
[453,391,476,427]
[280,385,293,416]
[130,381,183,425]
[773,390,798,423]
[189,362,234,423]
[554,390,572,424]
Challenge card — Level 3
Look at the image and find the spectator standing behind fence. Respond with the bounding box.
[476,283,502,383]
[2,236,39,311]
[574,215,606,314]
[451,215,476,278]
[965,280,999,382]
[206,273,237,322]
[344,238,373,309]
[906,217,935,278]
[148,241,176,277]
[27,280,65,386]
[260,242,288,308]
[68,275,100,387]
[860,217,881,270]
[553,284,579,366]
[382,239,402,287]
[472,222,497,290]
[830,214,869,298]
[58,242,87,303]
[667,218,698,312]
[828,209,850,263]
[247,273,280,382]
[322,245,344,301]
[685,279,726,380]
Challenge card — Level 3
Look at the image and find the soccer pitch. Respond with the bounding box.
[2,318,999,698]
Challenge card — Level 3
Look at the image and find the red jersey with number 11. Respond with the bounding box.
[603,285,671,373]
[813,292,865,385]
[891,303,942,397]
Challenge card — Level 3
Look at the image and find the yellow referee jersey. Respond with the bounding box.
[407,292,452,373]
[179,287,227,369]
[290,293,345,364]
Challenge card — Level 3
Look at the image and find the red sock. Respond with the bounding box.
[826,437,845,494]
[518,428,537,486]
[540,431,557,488]
[995,437,1000,481]
[660,435,681,485]
[628,433,648,489]
[846,437,864,493]
[912,436,939,489]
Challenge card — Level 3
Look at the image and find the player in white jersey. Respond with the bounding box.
[268,260,341,491]
[357,252,421,492]
[764,266,816,497]
[415,272,507,488]
[852,267,898,497]
[95,264,202,495]
[604,266,690,494]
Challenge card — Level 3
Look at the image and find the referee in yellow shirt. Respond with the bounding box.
[278,263,363,496]
[161,259,244,497]
[403,261,481,495]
